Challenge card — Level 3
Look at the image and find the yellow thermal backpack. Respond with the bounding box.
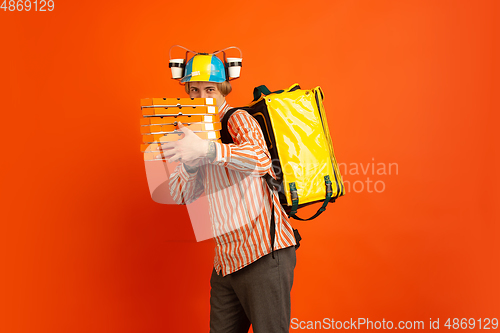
[221,83,345,221]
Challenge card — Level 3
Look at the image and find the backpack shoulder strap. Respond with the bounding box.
[220,107,255,144]
[220,107,240,144]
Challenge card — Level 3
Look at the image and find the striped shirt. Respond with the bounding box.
[169,101,296,276]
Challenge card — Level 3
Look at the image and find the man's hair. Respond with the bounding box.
[185,81,232,96]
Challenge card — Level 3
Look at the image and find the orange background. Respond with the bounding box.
[1,0,499,332]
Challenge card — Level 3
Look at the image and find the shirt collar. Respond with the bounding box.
[218,100,231,121]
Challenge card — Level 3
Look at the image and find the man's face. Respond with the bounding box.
[188,81,225,109]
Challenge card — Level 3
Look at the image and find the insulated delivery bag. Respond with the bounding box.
[221,83,345,221]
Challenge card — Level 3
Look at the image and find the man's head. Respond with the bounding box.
[181,54,232,109]
[185,81,231,109]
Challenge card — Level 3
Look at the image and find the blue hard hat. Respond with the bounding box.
[180,54,227,83]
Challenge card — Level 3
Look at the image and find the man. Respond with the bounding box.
[159,53,297,332]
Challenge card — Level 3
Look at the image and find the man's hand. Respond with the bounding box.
[155,122,209,167]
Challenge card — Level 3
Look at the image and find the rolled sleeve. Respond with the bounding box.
[211,141,230,166]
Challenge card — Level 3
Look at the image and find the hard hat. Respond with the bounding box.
[180,54,227,83]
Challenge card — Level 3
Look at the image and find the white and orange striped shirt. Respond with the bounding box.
[169,101,296,276]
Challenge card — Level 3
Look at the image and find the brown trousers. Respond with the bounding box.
[209,246,297,333]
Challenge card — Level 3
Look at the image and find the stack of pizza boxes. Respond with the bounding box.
[141,97,221,161]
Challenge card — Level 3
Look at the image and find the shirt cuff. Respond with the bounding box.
[179,163,199,182]
[211,142,230,166]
